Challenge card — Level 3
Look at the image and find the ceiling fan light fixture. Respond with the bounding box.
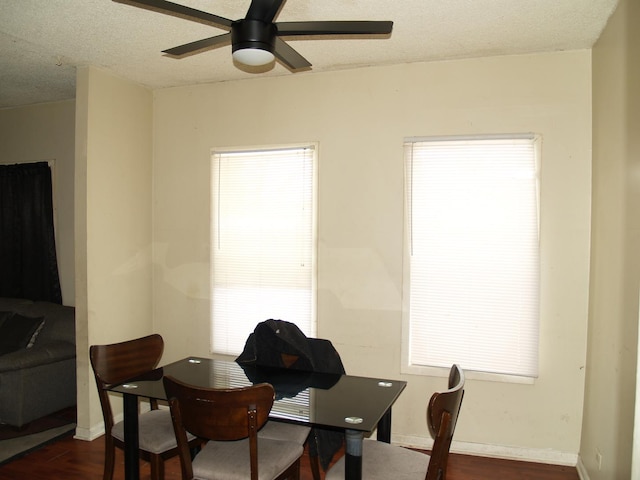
[232,47,275,66]
[231,19,277,66]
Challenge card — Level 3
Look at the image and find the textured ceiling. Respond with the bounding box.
[0,0,619,109]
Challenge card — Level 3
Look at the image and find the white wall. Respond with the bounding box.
[581,0,640,477]
[152,51,592,461]
[0,100,76,305]
[74,66,154,438]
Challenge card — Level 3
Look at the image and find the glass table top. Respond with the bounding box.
[111,357,407,433]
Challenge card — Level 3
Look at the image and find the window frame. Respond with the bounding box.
[209,143,318,358]
[400,134,541,384]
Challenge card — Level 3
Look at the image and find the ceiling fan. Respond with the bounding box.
[113,0,393,70]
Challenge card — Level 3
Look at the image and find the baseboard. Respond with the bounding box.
[393,434,579,467]
[74,424,104,441]
[576,455,590,480]
[73,411,124,442]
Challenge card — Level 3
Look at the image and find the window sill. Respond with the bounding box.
[401,364,535,385]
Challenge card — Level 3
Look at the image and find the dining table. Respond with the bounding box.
[109,356,407,480]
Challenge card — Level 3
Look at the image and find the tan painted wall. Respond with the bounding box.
[74,66,154,438]
[581,0,640,477]
[152,51,592,460]
[8,16,639,466]
[0,100,76,305]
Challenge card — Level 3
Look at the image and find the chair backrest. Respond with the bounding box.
[163,375,275,480]
[89,334,164,430]
[425,364,465,480]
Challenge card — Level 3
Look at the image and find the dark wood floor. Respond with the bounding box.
[0,431,580,480]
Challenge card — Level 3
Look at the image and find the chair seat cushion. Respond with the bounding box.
[111,409,195,454]
[192,437,303,480]
[325,439,429,480]
[258,421,311,445]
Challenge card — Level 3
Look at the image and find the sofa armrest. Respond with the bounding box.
[0,341,75,373]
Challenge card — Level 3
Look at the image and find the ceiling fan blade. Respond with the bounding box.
[163,33,232,57]
[276,21,393,36]
[113,0,233,29]
[245,0,286,22]
[273,37,311,70]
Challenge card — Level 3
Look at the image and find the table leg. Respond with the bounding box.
[123,393,140,480]
[376,407,392,443]
[344,429,363,480]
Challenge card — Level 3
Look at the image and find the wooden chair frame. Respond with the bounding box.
[90,334,199,480]
[425,364,465,480]
[164,375,300,480]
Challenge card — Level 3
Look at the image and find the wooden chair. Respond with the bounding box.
[89,334,200,480]
[324,364,465,480]
[163,375,303,480]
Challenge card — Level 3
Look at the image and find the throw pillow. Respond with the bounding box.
[0,311,12,329]
[27,319,46,348]
[0,313,45,356]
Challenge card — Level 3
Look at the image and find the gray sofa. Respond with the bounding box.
[0,297,76,428]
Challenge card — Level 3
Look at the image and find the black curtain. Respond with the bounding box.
[0,162,62,304]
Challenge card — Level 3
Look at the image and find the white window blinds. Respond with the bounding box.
[404,136,540,378]
[210,146,317,356]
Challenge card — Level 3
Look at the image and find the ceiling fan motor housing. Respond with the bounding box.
[232,19,277,54]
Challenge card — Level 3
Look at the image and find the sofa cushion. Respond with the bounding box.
[0,299,75,346]
[0,313,45,355]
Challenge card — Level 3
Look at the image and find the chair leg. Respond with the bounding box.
[150,453,164,480]
[279,458,301,480]
[103,436,115,480]
[309,453,322,480]
[294,458,301,480]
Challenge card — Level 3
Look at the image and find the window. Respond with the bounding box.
[210,145,317,356]
[402,135,540,379]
